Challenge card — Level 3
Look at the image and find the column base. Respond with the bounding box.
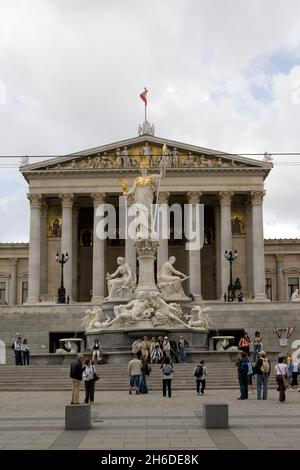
[252,293,269,302]
[91,296,104,304]
[192,294,203,303]
[25,297,41,305]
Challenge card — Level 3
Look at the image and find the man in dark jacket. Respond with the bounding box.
[70,354,85,404]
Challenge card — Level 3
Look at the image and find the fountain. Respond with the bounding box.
[82,151,212,362]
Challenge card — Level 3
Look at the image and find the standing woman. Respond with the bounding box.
[91,338,101,364]
[22,339,30,365]
[83,359,96,403]
[239,332,251,357]
[253,331,262,362]
[275,356,288,402]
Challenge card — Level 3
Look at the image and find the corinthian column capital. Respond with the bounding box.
[218,191,233,204]
[158,191,170,204]
[250,190,265,204]
[59,193,74,208]
[187,191,202,204]
[91,193,106,207]
[27,193,42,208]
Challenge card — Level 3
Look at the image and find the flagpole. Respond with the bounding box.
[145,103,147,122]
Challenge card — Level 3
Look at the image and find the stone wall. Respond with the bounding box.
[1,301,300,364]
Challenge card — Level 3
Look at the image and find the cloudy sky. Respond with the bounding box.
[1,0,300,242]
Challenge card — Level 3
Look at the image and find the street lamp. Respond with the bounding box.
[224,250,238,301]
[56,252,69,304]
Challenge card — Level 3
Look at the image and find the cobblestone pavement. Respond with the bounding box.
[0,389,300,450]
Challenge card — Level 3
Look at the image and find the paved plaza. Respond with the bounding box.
[0,389,300,450]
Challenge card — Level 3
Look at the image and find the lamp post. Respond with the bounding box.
[224,250,238,301]
[56,252,69,304]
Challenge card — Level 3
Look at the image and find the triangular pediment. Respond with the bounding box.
[20,134,272,178]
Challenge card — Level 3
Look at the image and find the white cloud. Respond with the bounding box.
[0,0,300,240]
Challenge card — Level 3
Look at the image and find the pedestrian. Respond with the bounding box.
[139,356,151,394]
[239,332,251,357]
[70,353,85,404]
[141,336,150,361]
[275,355,288,402]
[83,359,96,403]
[254,351,271,400]
[163,336,171,360]
[13,336,22,366]
[127,353,142,395]
[150,344,163,364]
[236,351,248,400]
[91,338,101,364]
[247,358,254,395]
[253,331,262,362]
[170,337,180,363]
[149,336,157,363]
[160,357,173,398]
[290,359,300,391]
[22,338,30,365]
[285,351,293,391]
[193,360,207,395]
[178,336,189,363]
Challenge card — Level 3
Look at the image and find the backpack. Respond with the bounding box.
[162,364,172,376]
[260,358,270,374]
[194,365,203,378]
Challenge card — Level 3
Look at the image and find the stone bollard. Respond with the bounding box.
[203,403,229,429]
[65,404,91,430]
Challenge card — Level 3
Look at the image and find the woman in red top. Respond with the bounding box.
[239,333,251,356]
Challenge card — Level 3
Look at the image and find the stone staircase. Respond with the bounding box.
[0,363,277,392]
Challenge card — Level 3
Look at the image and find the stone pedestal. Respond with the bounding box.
[134,239,159,295]
[65,404,91,430]
[203,403,229,429]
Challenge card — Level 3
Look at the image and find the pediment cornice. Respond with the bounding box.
[21,134,272,182]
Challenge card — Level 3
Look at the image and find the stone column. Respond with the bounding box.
[9,258,18,305]
[40,201,48,296]
[135,239,159,294]
[125,194,137,276]
[26,193,42,303]
[246,199,253,297]
[157,192,170,275]
[251,190,267,301]
[72,204,79,301]
[59,193,74,300]
[187,191,202,301]
[214,205,221,299]
[91,193,106,303]
[276,254,284,301]
[219,191,233,298]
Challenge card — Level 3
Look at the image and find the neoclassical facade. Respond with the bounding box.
[4,126,297,305]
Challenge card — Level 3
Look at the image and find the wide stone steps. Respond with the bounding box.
[0,364,277,391]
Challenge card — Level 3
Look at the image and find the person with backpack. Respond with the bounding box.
[236,351,249,400]
[193,360,207,395]
[160,357,174,398]
[254,351,271,400]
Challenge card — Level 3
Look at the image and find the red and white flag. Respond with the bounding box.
[140,87,148,105]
